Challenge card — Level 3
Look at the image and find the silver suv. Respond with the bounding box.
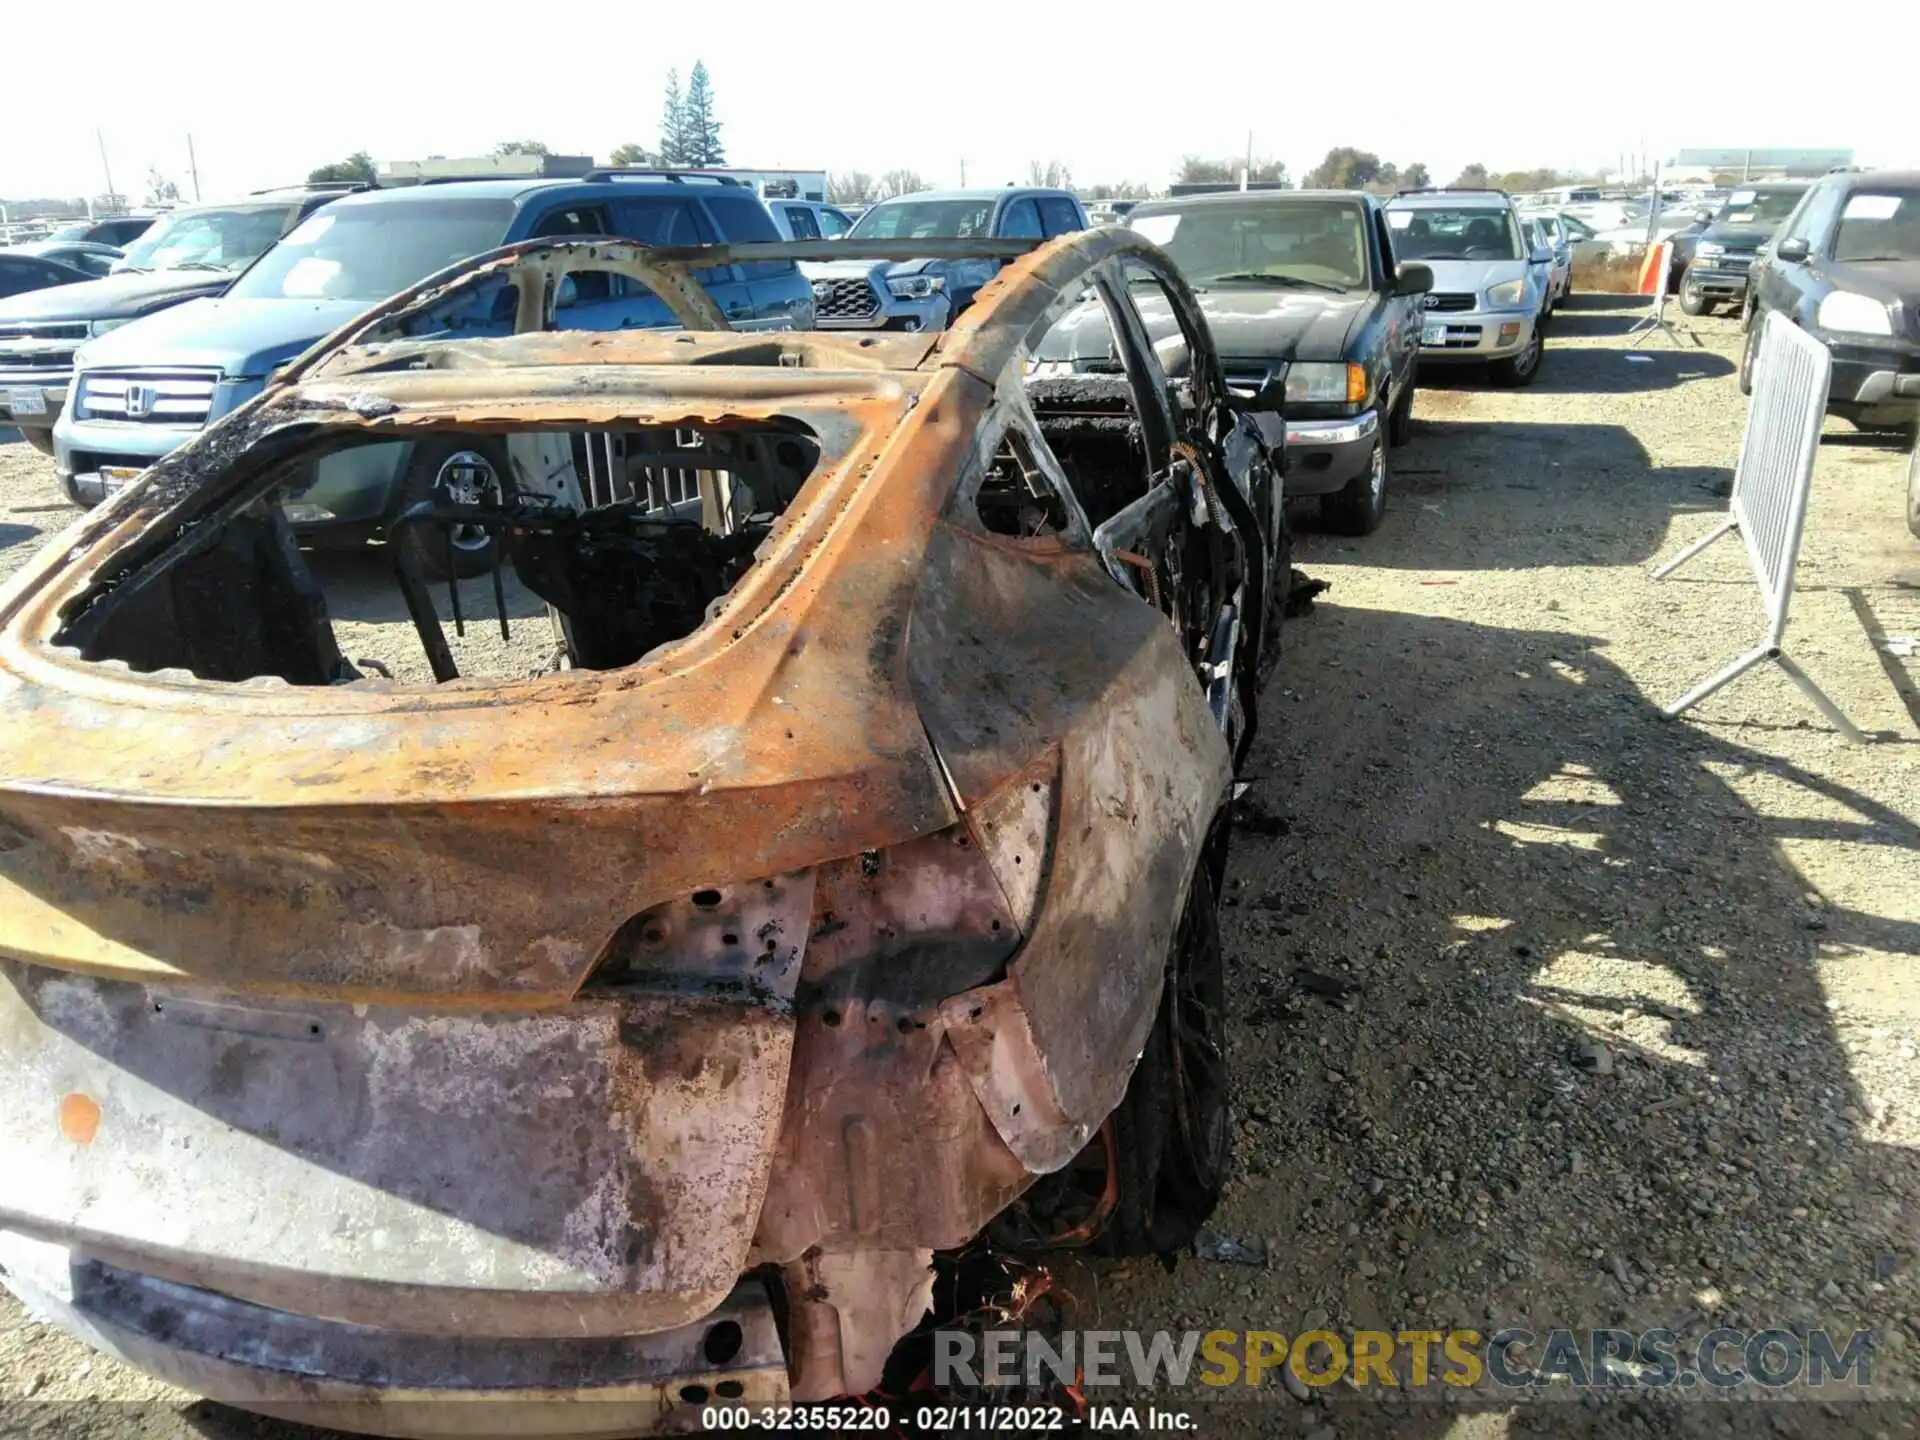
[1386,189,1550,387]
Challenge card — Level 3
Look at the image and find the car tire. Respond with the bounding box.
[393,437,514,583]
[1387,381,1415,447]
[1906,434,1920,541]
[1679,289,1709,316]
[1319,435,1388,536]
[1103,849,1230,1256]
[1488,325,1544,389]
[1739,311,1763,397]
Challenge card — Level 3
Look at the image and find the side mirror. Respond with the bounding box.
[1776,237,1811,263]
[1393,261,1433,296]
[1529,247,1554,265]
[1694,207,1716,223]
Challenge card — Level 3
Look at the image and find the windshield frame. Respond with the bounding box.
[1124,197,1375,293]
[111,204,299,277]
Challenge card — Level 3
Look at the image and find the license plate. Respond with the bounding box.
[1421,323,1449,346]
[4,386,46,418]
[99,466,143,489]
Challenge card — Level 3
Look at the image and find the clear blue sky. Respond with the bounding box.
[6,0,1917,203]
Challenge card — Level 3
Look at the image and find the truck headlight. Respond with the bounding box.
[886,274,945,300]
[1484,278,1527,308]
[1816,290,1894,337]
[1693,241,1725,261]
[1285,362,1367,404]
[87,317,132,338]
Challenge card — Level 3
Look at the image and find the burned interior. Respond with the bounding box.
[54,417,827,684]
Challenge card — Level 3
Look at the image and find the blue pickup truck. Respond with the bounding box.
[54,172,813,577]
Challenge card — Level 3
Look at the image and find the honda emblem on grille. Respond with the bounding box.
[123,383,154,419]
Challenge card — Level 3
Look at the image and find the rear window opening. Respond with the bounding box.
[53,421,821,688]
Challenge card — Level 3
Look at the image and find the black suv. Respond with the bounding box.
[1115,189,1432,534]
[1741,169,1920,432]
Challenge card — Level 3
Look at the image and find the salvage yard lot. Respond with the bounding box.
[2,294,1919,1436]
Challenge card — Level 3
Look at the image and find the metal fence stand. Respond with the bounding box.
[1625,240,1701,349]
[1651,311,1867,742]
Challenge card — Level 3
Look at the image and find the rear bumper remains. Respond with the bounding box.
[0,1233,786,1438]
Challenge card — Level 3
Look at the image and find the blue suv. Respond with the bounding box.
[54,172,813,577]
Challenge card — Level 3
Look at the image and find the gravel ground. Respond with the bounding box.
[1,295,1918,1438]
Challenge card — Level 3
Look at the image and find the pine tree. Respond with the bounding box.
[682,61,724,167]
[659,68,686,166]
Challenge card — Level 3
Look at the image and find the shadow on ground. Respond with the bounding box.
[1293,418,1727,569]
[1064,594,1920,1438]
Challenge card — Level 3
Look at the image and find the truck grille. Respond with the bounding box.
[1221,362,1274,395]
[0,322,88,377]
[1717,252,1753,272]
[813,278,879,321]
[77,371,219,424]
[1423,293,1476,313]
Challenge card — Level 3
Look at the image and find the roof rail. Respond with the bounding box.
[1393,186,1512,198]
[252,181,373,196]
[582,167,745,187]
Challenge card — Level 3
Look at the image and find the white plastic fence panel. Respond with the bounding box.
[1732,311,1833,640]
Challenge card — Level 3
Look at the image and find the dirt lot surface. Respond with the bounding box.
[2,295,1919,1438]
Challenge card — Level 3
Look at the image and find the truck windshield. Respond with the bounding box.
[1387,207,1522,262]
[1716,188,1805,226]
[1129,200,1369,291]
[1832,191,1920,263]
[112,205,297,275]
[226,199,518,303]
[847,199,996,240]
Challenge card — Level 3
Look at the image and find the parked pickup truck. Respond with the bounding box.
[0,187,355,453]
[1035,189,1432,535]
[54,172,813,579]
[804,187,1087,331]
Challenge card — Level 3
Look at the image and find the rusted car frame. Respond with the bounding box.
[0,229,1280,1434]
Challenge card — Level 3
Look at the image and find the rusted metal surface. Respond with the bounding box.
[0,227,1244,1425]
[1,1234,789,1436]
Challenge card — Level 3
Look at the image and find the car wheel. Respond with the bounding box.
[1319,436,1388,536]
[1387,380,1415,448]
[1488,326,1544,389]
[1906,434,1920,541]
[1739,312,1763,396]
[394,437,514,583]
[1678,288,1709,316]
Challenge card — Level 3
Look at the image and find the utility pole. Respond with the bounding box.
[1242,129,1253,191]
[187,134,201,201]
[959,157,966,186]
[95,128,116,207]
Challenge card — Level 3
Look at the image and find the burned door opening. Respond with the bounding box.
[54,420,822,686]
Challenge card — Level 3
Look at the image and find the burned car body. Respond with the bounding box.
[0,231,1281,1434]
